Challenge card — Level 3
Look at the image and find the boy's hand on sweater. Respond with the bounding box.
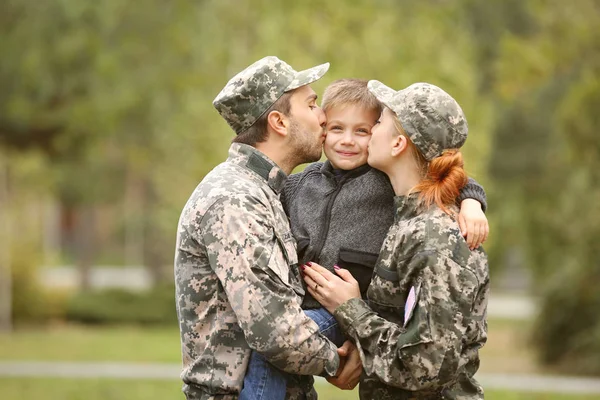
[458,198,489,250]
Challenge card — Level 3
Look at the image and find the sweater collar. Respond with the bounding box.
[320,161,372,181]
[227,143,287,194]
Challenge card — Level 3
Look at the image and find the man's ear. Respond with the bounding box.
[391,134,408,157]
[266,110,289,138]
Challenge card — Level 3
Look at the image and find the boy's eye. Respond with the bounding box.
[356,128,371,135]
[329,125,343,131]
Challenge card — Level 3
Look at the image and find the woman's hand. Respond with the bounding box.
[458,198,489,250]
[302,262,361,314]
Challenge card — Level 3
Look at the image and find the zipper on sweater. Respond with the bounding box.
[312,177,346,262]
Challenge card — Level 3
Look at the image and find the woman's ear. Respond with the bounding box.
[266,110,289,138]
[391,134,408,157]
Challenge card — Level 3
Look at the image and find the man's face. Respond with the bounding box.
[287,85,327,164]
[323,104,379,170]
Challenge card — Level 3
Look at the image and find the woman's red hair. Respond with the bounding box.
[414,149,468,214]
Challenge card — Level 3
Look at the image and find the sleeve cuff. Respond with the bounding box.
[321,346,341,378]
[457,177,488,212]
[333,298,373,338]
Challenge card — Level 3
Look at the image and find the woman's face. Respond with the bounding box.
[367,107,398,171]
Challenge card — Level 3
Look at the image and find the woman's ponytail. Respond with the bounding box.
[414,149,468,214]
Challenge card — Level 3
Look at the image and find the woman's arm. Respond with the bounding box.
[303,252,484,391]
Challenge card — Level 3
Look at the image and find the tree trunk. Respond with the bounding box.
[76,206,95,290]
[0,161,12,332]
[124,168,144,269]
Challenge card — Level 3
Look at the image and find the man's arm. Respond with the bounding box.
[333,251,480,390]
[197,195,340,377]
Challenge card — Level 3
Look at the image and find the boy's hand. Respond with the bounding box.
[458,198,489,250]
[328,340,362,390]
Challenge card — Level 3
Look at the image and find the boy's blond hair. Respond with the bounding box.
[321,78,383,114]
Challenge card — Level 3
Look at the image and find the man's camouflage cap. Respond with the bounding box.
[213,56,330,134]
[368,81,468,161]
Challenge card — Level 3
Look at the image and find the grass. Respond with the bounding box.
[0,324,181,363]
[1,319,543,373]
[0,319,593,399]
[0,378,598,400]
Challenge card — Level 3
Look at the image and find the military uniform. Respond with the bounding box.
[175,144,339,399]
[330,82,489,399]
[174,57,338,399]
[334,195,489,399]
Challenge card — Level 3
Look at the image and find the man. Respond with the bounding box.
[174,56,357,400]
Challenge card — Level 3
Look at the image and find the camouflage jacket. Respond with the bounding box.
[334,194,489,399]
[174,143,340,400]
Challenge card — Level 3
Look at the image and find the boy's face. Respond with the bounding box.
[323,104,380,170]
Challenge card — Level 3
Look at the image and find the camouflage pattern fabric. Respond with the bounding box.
[334,194,489,399]
[213,56,329,134]
[368,81,468,161]
[174,143,339,400]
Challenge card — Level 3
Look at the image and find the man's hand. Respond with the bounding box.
[327,340,362,390]
[458,198,489,250]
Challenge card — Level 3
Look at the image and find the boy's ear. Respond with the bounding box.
[266,111,289,137]
[391,134,408,157]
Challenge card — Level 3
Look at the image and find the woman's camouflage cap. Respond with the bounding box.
[213,56,330,134]
[367,81,468,161]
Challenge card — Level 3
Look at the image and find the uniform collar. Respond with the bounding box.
[393,192,421,221]
[227,143,287,194]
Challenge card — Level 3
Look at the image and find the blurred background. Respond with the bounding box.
[1,0,599,399]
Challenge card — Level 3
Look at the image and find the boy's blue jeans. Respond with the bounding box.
[239,307,345,400]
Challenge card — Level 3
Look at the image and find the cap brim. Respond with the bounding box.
[285,62,330,91]
[367,80,399,113]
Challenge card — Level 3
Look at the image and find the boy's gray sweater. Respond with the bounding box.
[281,161,487,309]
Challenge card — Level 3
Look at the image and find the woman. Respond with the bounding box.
[303,81,489,399]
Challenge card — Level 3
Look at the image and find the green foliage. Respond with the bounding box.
[533,262,600,374]
[481,0,600,374]
[10,241,68,324]
[2,0,600,376]
[65,285,176,326]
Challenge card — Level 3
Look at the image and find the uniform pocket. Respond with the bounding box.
[275,231,299,266]
[274,231,304,297]
[369,270,433,349]
[337,248,378,296]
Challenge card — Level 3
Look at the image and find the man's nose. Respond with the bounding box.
[317,107,326,127]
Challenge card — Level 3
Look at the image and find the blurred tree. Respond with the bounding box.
[0,0,491,296]
[0,157,11,332]
[480,0,600,373]
[4,2,599,373]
